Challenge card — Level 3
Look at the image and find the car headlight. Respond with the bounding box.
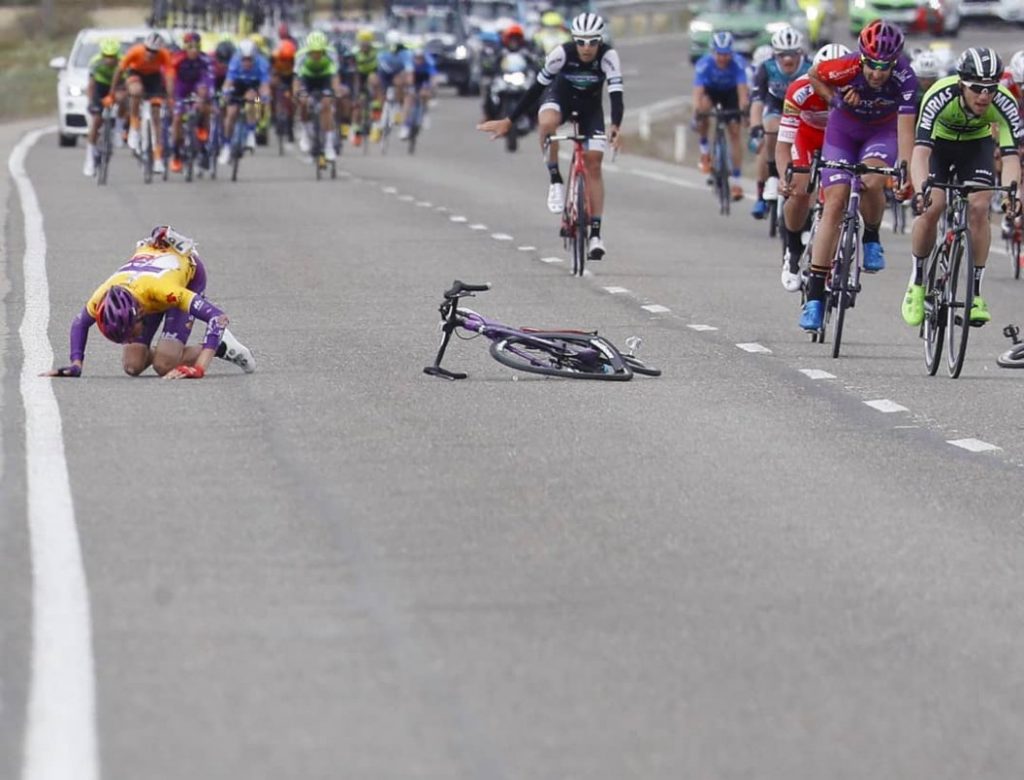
[689,20,713,33]
[853,0,866,8]
[503,71,526,86]
[454,44,468,60]
[67,85,84,97]
[928,0,941,8]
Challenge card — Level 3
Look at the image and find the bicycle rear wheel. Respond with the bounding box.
[97,117,112,186]
[142,121,154,184]
[768,198,778,238]
[922,244,946,376]
[573,173,587,277]
[997,343,1024,368]
[621,354,661,376]
[946,230,973,378]
[489,333,632,380]
[831,221,856,359]
[1012,232,1021,280]
[715,139,730,215]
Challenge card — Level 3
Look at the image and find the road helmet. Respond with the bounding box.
[277,38,297,59]
[384,29,404,51]
[770,26,803,54]
[99,38,121,57]
[858,19,903,62]
[143,31,165,51]
[237,39,256,58]
[813,43,849,67]
[181,30,201,47]
[911,50,941,80]
[1010,50,1024,84]
[305,30,329,52]
[502,23,525,46]
[751,44,773,69]
[570,12,604,38]
[356,28,375,43]
[95,286,140,343]
[711,31,734,54]
[278,22,291,40]
[541,10,564,27]
[215,40,235,63]
[957,47,1002,82]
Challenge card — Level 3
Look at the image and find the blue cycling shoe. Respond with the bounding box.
[751,198,768,220]
[799,299,824,331]
[862,241,886,272]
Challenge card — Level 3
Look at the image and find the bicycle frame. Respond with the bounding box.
[547,113,592,277]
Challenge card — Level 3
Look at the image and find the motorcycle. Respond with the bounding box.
[490,52,534,153]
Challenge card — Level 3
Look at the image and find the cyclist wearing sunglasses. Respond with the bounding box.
[900,47,1024,328]
[749,26,809,220]
[799,20,916,332]
[692,31,750,202]
[42,226,255,380]
[477,12,623,261]
[169,31,215,174]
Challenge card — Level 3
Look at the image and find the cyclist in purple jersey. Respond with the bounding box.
[170,32,215,173]
[799,20,916,331]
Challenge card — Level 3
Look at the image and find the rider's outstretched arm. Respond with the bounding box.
[43,306,94,377]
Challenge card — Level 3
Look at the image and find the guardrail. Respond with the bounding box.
[597,0,691,37]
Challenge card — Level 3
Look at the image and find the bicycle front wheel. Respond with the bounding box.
[922,243,946,376]
[1012,233,1021,280]
[831,220,856,359]
[489,333,632,380]
[573,173,588,277]
[716,139,730,216]
[946,229,973,378]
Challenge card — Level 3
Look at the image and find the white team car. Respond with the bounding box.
[49,27,160,147]
[958,0,1024,23]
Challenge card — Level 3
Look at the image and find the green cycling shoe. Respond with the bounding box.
[970,295,991,325]
[901,283,924,326]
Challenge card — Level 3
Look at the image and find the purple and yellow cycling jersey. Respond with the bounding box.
[817,52,917,126]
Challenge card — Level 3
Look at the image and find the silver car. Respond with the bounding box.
[49,27,159,147]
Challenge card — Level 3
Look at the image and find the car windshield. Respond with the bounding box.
[703,0,797,13]
[73,37,135,67]
[533,0,592,19]
[462,0,520,18]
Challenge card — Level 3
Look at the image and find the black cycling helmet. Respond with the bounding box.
[957,47,1002,82]
[215,40,235,63]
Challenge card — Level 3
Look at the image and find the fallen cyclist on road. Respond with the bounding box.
[43,225,255,380]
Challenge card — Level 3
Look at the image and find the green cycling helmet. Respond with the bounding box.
[306,30,329,52]
[99,38,121,57]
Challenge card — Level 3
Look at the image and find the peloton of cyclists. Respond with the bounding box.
[476,12,624,261]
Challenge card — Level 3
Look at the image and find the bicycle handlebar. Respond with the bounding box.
[444,280,491,299]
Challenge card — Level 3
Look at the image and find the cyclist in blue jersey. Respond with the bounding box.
[401,47,437,140]
[218,39,271,166]
[692,31,750,201]
[749,26,808,218]
[376,31,412,135]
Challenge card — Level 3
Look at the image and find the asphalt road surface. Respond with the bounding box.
[4,29,1024,780]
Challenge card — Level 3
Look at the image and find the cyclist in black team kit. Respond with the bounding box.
[478,12,624,260]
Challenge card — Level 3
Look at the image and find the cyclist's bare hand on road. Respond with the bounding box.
[477,118,511,139]
[41,365,81,378]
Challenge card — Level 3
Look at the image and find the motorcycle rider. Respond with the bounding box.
[483,23,538,121]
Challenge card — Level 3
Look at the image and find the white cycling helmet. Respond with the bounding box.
[143,31,165,51]
[751,44,773,69]
[237,39,256,58]
[1010,50,1024,84]
[770,26,803,54]
[813,42,850,67]
[570,12,605,38]
[911,50,942,80]
[385,29,403,48]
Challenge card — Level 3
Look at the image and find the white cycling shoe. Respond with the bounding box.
[127,127,140,153]
[245,130,256,150]
[588,236,606,260]
[217,145,231,166]
[82,154,96,177]
[398,125,410,140]
[219,329,256,373]
[299,134,311,153]
[152,157,165,174]
[780,250,802,292]
[547,182,565,213]
[324,144,337,161]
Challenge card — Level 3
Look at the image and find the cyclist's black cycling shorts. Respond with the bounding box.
[705,86,740,116]
[226,81,262,104]
[928,137,996,187]
[299,75,333,95]
[88,82,111,114]
[538,84,606,151]
[129,70,166,99]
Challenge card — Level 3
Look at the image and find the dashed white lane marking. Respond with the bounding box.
[687,324,718,332]
[736,342,772,354]
[11,127,99,780]
[449,215,467,223]
[415,200,432,207]
[864,399,909,414]
[540,256,564,264]
[603,286,630,294]
[398,194,415,202]
[469,223,488,230]
[517,245,536,252]
[435,206,449,212]
[642,304,671,313]
[948,438,1002,453]
[382,186,397,194]
[491,233,513,241]
[800,368,836,380]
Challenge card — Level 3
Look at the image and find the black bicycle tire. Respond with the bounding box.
[98,117,112,186]
[768,198,778,238]
[923,243,945,376]
[185,114,195,182]
[996,344,1024,368]
[621,354,661,376]
[946,227,973,378]
[716,137,729,215]
[489,334,632,380]
[1013,234,1021,280]
[831,217,856,359]
[143,119,153,184]
[575,173,588,276]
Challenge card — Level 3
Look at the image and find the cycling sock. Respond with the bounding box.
[911,254,927,286]
[974,265,985,295]
[589,217,601,238]
[767,160,779,179]
[787,228,804,259]
[731,168,741,179]
[863,224,880,245]
[547,163,563,185]
[699,138,709,154]
[806,269,827,301]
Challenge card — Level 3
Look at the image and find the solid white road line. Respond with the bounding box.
[948,438,1002,453]
[11,127,99,780]
[687,324,718,332]
[864,399,909,414]
[642,304,671,313]
[736,343,772,354]
[799,369,836,380]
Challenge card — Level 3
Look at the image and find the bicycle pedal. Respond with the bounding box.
[1003,324,1022,343]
